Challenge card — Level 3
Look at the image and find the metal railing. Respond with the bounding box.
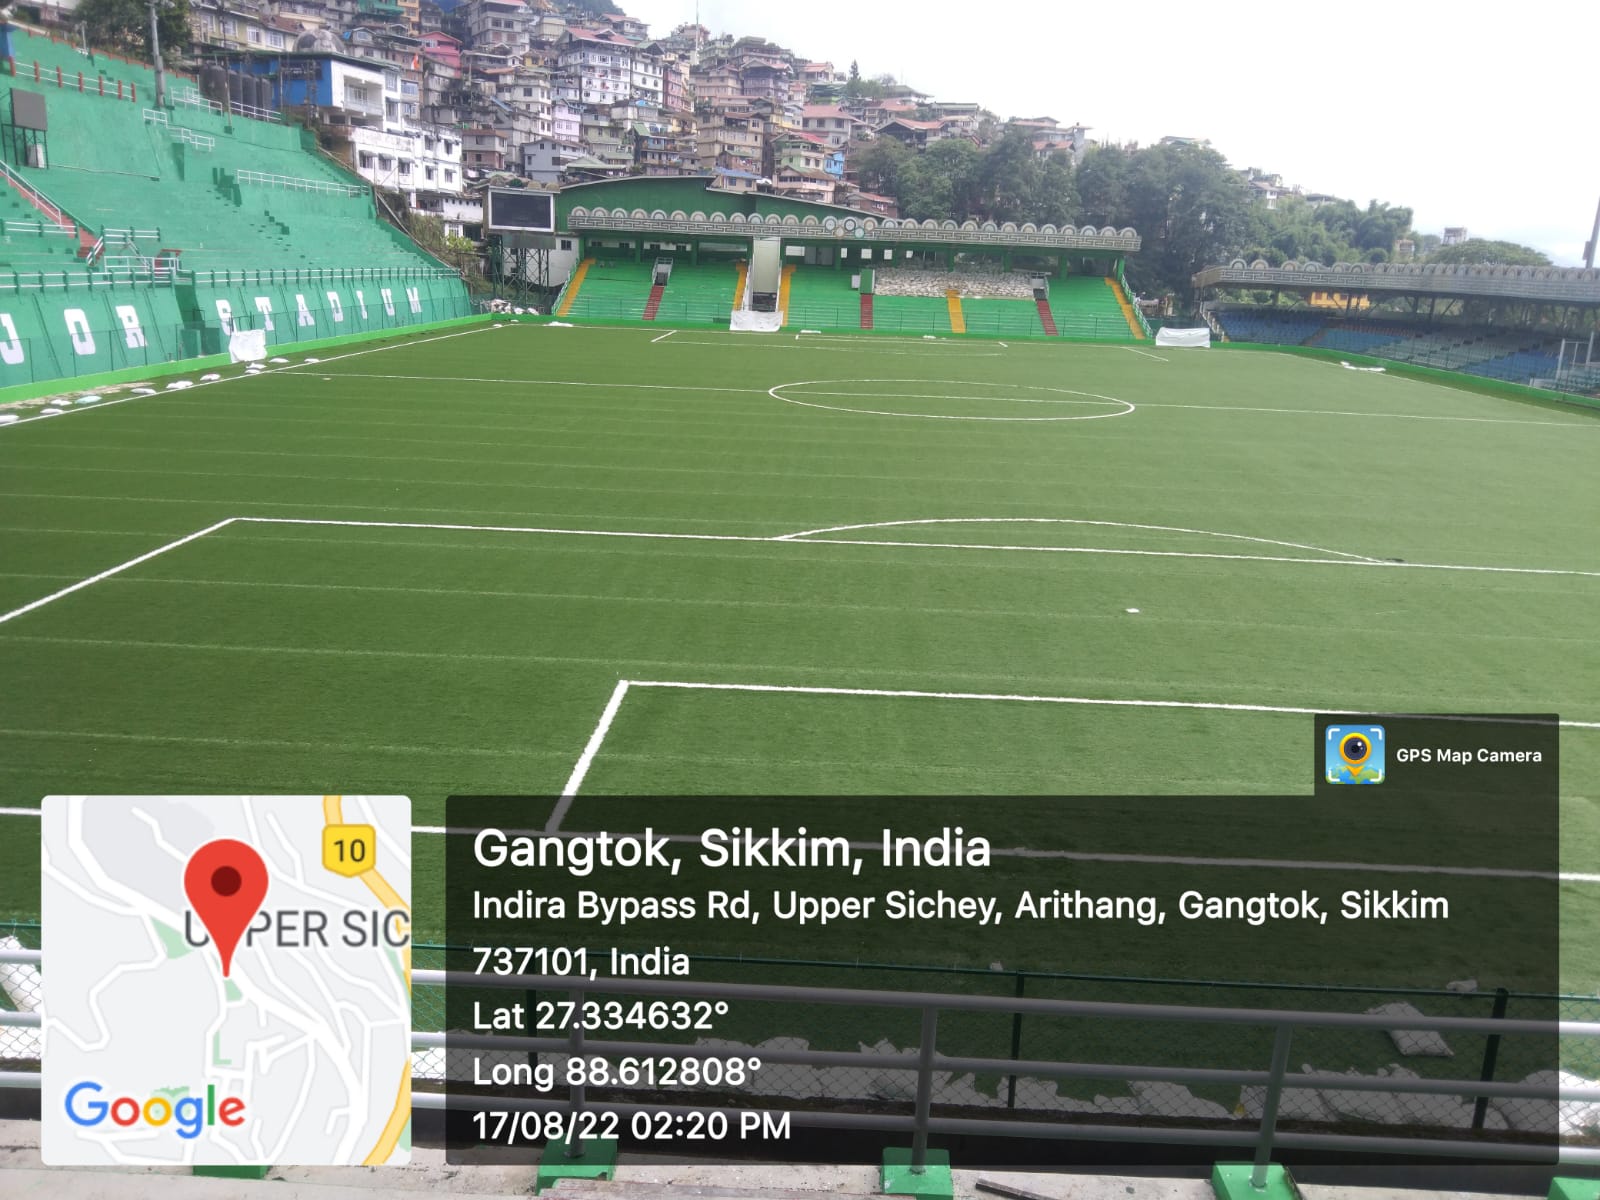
[0,160,80,233]
[185,264,463,286]
[173,87,222,116]
[230,99,283,124]
[5,943,1597,1178]
[7,57,136,103]
[233,170,369,198]
[171,127,216,152]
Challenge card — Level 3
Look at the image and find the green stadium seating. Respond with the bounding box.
[0,24,469,391]
[870,294,953,335]
[654,262,738,323]
[1046,277,1137,341]
[1,25,452,276]
[783,268,859,331]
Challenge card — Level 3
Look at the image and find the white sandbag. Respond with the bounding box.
[0,936,42,1012]
[0,414,18,425]
[199,374,221,382]
[38,406,63,415]
[164,380,194,390]
[1367,1001,1454,1057]
[75,395,101,404]
[228,328,267,363]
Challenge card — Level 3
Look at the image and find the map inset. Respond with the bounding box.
[41,795,411,1166]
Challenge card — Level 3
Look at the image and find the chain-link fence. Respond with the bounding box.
[6,925,1595,1144]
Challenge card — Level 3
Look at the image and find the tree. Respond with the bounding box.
[1424,238,1550,266]
[1074,146,1130,228]
[850,135,911,199]
[76,0,191,57]
[975,127,1041,224]
[897,139,982,221]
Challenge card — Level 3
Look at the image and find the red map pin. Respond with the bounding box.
[184,839,269,978]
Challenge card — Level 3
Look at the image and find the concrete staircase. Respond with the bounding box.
[1035,297,1058,336]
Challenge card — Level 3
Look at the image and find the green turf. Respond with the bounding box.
[1,326,1597,1002]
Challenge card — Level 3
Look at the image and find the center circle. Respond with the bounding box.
[768,378,1136,422]
[212,866,242,897]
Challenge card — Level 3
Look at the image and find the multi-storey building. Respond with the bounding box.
[558,26,637,108]
[350,121,462,198]
[461,0,529,56]
[771,132,834,203]
[695,109,762,175]
[462,126,510,171]
[801,104,859,148]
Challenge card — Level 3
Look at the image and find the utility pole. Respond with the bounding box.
[148,0,166,109]
[1585,194,1600,269]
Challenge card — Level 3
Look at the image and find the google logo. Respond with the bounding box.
[65,1081,246,1139]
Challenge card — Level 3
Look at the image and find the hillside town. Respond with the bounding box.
[173,0,1095,235]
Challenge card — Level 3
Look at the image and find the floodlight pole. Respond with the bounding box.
[1585,194,1600,270]
[148,1,166,109]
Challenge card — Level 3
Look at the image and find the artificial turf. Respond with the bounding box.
[1,321,1597,1001]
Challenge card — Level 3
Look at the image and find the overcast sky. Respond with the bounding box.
[622,0,1597,265]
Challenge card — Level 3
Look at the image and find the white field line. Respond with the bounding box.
[40,358,1580,428]
[658,340,1005,356]
[553,678,634,816]
[0,323,505,431]
[1122,346,1169,362]
[1139,401,1597,428]
[5,513,1600,632]
[311,373,753,394]
[536,677,1596,882]
[650,330,677,343]
[0,518,238,627]
[773,517,1382,562]
[625,678,1600,727]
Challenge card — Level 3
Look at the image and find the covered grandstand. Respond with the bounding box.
[540,176,1148,341]
[1194,258,1600,392]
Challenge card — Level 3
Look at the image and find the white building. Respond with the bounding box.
[350,122,463,199]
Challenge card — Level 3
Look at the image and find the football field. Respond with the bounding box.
[1,322,1597,991]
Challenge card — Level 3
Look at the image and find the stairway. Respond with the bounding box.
[945,289,965,334]
[642,282,665,320]
[860,293,874,329]
[1035,297,1057,336]
[555,257,593,317]
[1106,276,1145,338]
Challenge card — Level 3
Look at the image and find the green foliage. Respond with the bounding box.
[1425,238,1551,266]
[76,0,191,56]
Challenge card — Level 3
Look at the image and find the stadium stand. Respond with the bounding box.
[783,267,859,331]
[1213,309,1568,386]
[0,23,469,390]
[1046,276,1139,340]
[870,293,954,335]
[959,298,1049,337]
[557,259,739,324]
[655,261,738,323]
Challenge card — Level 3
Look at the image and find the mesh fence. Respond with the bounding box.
[6,926,1596,1144]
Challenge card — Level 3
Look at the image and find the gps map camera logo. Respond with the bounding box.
[1326,725,1385,785]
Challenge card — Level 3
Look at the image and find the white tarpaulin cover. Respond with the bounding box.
[228,328,268,363]
[1155,326,1211,348]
